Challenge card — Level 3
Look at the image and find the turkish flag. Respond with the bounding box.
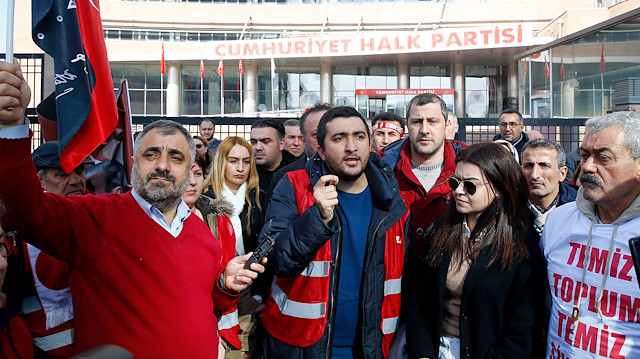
[200,59,205,78]
[161,39,166,75]
[560,62,566,80]
[524,59,528,77]
[544,60,550,79]
[239,58,244,77]
[218,59,224,77]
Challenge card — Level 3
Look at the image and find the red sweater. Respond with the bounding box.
[0,137,239,358]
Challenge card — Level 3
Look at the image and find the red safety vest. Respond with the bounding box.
[216,215,243,350]
[262,169,407,358]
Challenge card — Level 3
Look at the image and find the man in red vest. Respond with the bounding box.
[260,106,410,359]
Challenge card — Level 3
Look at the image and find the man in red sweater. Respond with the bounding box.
[0,60,264,358]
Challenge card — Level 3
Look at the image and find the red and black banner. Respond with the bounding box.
[32,0,117,173]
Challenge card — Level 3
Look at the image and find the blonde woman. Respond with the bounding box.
[204,136,263,359]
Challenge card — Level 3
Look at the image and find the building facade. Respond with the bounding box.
[5,0,640,120]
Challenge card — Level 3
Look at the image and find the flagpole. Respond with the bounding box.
[271,58,275,112]
[5,0,14,63]
[221,73,224,115]
[201,76,204,117]
[240,77,243,115]
[161,73,164,117]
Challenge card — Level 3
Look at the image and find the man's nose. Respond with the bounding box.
[419,121,430,134]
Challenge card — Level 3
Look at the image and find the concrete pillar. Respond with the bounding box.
[508,60,518,100]
[244,62,258,114]
[167,62,181,117]
[320,60,333,104]
[397,56,410,89]
[452,60,465,117]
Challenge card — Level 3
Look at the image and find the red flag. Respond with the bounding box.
[600,44,606,73]
[523,59,528,77]
[217,59,224,77]
[544,59,550,79]
[239,58,244,77]
[200,58,205,78]
[560,61,566,80]
[32,0,118,173]
[161,39,166,75]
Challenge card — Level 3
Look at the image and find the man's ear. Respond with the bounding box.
[279,138,285,151]
[559,165,568,182]
[317,145,326,161]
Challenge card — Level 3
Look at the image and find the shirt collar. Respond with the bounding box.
[132,188,191,236]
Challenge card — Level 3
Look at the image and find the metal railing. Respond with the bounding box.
[25,113,586,154]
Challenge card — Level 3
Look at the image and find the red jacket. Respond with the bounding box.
[381,139,465,244]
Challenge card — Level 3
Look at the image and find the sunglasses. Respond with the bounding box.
[195,144,204,149]
[1,231,16,258]
[447,176,480,195]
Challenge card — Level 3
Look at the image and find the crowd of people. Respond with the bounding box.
[1,59,640,359]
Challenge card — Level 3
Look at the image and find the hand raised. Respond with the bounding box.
[313,175,339,223]
[0,61,31,128]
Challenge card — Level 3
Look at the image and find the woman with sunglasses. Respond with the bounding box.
[406,143,545,359]
[1,200,34,358]
[203,136,263,359]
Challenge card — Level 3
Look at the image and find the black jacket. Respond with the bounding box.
[406,233,545,359]
[261,153,410,359]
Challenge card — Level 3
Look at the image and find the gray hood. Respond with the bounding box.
[575,186,640,224]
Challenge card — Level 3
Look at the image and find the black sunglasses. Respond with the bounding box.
[1,231,16,258]
[447,176,478,195]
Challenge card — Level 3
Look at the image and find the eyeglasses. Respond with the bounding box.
[499,121,521,128]
[447,176,482,195]
[1,231,16,258]
[195,144,204,149]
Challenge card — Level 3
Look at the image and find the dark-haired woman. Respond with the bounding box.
[406,143,545,359]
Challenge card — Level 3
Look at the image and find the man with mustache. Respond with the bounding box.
[493,109,529,162]
[0,60,264,358]
[259,106,409,359]
[380,93,466,244]
[521,139,577,240]
[541,111,640,358]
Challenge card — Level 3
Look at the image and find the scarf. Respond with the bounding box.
[221,182,247,256]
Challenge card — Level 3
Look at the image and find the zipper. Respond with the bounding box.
[325,212,343,359]
[360,212,390,353]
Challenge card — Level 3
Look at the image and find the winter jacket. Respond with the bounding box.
[406,229,546,359]
[260,153,410,359]
[381,138,465,244]
[541,189,640,358]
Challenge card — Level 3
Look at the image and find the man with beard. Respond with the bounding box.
[541,111,640,358]
[380,93,466,244]
[250,119,296,212]
[0,60,264,358]
[521,139,577,240]
[259,106,410,359]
